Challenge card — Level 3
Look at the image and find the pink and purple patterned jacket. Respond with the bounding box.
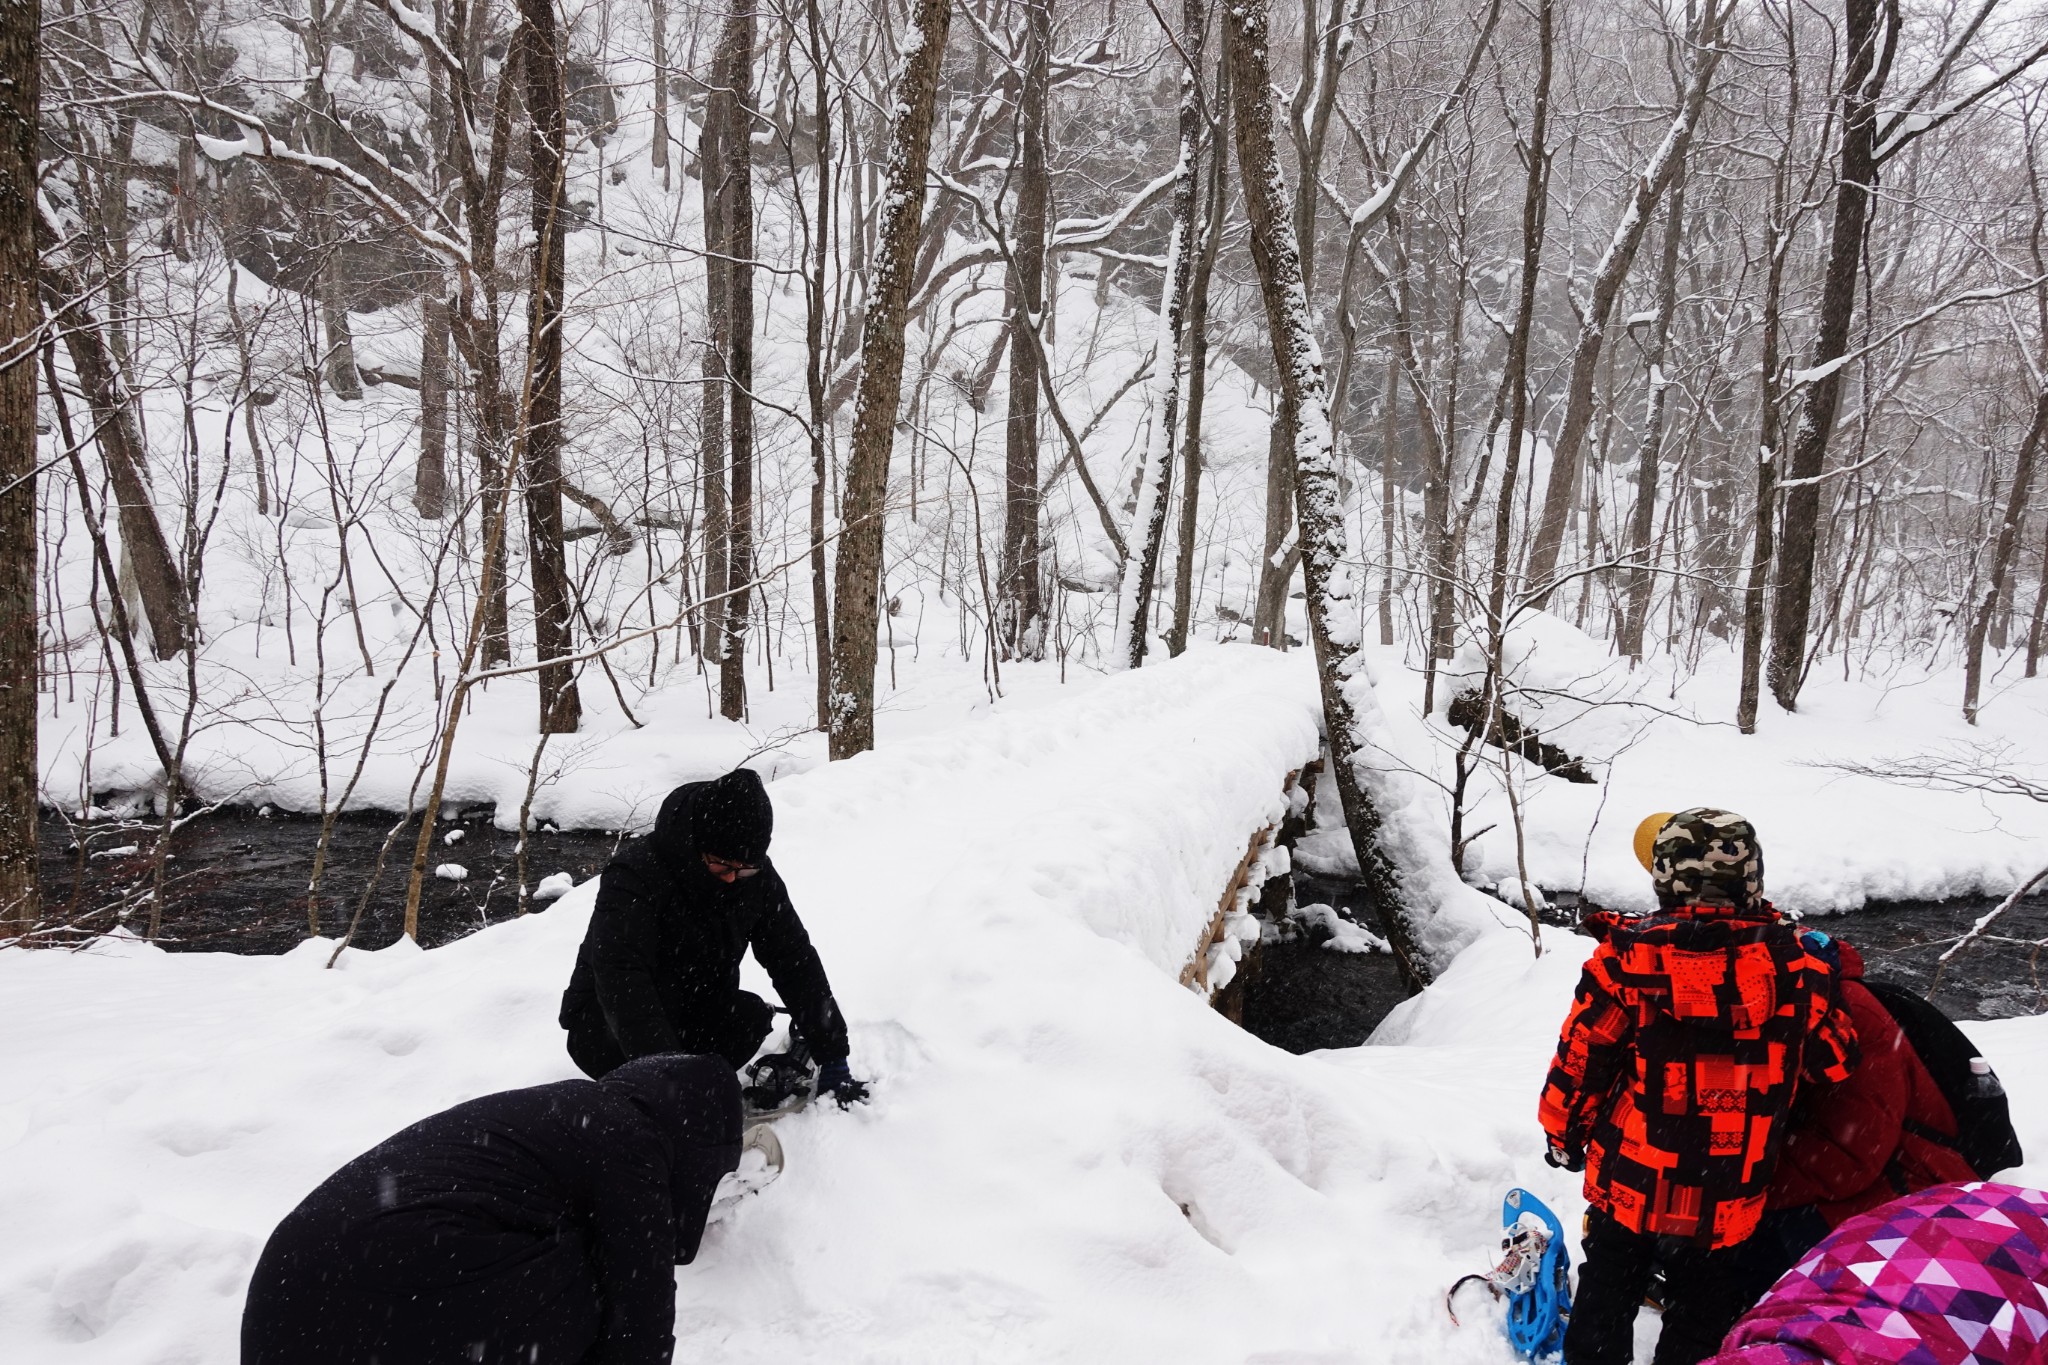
[1706,1181,2048,1365]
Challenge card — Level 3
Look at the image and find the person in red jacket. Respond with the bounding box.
[1737,933,1974,1292]
[1539,809,1858,1365]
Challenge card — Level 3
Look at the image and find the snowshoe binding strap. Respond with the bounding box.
[742,1037,816,1119]
[1444,1221,1549,1326]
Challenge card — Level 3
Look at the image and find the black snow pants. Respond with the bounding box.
[566,988,775,1078]
[1564,1209,1757,1365]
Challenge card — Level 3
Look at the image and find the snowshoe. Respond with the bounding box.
[708,1123,785,1224]
[741,1037,816,1120]
[1444,1188,1572,1363]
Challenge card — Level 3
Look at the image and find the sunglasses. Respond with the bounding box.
[702,853,760,880]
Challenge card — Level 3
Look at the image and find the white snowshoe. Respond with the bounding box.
[708,1123,785,1224]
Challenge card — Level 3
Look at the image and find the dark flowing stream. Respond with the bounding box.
[36,806,625,951]
[32,810,2043,1048]
[1233,874,2047,1054]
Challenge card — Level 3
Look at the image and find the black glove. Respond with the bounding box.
[1544,1140,1585,1173]
[816,1059,871,1109]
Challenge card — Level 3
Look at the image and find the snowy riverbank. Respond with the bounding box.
[8,643,2048,1363]
[9,906,2048,1362]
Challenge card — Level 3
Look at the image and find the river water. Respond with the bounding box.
[35,806,625,951]
[32,810,2043,1043]
[1236,874,2048,1055]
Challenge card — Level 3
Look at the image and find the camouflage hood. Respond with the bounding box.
[1651,807,1764,912]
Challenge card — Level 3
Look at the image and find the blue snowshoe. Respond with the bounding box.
[1444,1187,1572,1363]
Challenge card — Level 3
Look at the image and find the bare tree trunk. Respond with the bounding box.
[1254,413,1296,647]
[1380,352,1397,648]
[1487,0,1552,693]
[1522,0,1724,595]
[650,0,670,186]
[827,0,952,759]
[803,0,833,725]
[1228,0,1426,986]
[699,92,730,687]
[1169,60,1228,658]
[417,289,450,518]
[521,0,582,733]
[415,49,452,519]
[1737,14,1803,734]
[303,0,363,400]
[1620,170,1686,660]
[1112,0,1204,669]
[0,0,37,939]
[40,256,194,658]
[1767,0,1894,711]
[999,0,1050,659]
[1963,390,2048,722]
[716,0,756,721]
[2026,511,2048,678]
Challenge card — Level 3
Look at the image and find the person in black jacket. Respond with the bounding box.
[559,768,868,1105]
[240,1054,741,1365]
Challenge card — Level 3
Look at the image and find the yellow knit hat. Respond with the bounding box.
[1633,812,1677,872]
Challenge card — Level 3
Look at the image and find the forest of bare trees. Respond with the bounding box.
[6,0,2048,955]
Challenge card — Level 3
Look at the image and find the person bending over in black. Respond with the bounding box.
[559,767,868,1107]
[241,1054,741,1365]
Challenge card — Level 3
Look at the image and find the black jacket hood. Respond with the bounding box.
[600,1054,742,1263]
[646,770,775,869]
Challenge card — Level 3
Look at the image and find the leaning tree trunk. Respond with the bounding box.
[1111,0,1204,669]
[998,0,1050,659]
[826,0,952,759]
[1521,0,1723,596]
[716,0,756,723]
[1767,0,1891,712]
[1963,388,2048,722]
[40,255,194,658]
[1227,0,1427,987]
[0,0,37,939]
[520,0,582,733]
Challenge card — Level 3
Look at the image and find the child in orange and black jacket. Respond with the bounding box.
[1538,809,1858,1365]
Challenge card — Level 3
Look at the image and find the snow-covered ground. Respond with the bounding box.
[7,645,2048,1364]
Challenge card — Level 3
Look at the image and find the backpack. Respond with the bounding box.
[1862,977,2024,1178]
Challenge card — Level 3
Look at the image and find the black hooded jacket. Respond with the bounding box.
[240,1055,741,1365]
[559,776,850,1066]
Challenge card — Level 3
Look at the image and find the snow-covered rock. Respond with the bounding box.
[531,872,576,903]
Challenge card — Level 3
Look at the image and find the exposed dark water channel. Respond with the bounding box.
[31,811,2046,1040]
[1234,874,2048,1054]
[35,806,625,951]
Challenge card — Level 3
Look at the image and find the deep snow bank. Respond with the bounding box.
[9,642,2048,1364]
[1300,615,2048,916]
